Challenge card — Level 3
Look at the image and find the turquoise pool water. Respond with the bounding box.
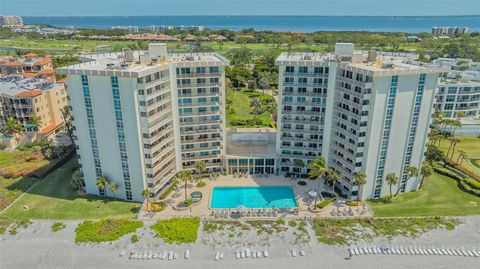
[210,186,298,209]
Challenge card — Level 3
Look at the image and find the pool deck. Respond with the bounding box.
[139,175,373,220]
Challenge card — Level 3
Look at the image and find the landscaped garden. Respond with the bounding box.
[226,88,276,128]
[368,171,480,217]
[150,217,200,244]
[75,219,143,243]
[0,158,140,220]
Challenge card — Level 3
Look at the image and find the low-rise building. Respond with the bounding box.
[431,26,469,36]
[0,54,53,76]
[0,75,68,135]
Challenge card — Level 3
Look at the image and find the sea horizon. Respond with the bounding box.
[22,15,480,33]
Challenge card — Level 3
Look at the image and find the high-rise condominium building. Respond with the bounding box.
[432,58,480,119]
[58,44,228,201]
[276,43,447,200]
[0,16,23,26]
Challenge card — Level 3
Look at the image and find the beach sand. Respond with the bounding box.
[1,217,479,269]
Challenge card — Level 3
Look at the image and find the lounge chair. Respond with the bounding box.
[445,249,453,256]
[235,252,240,259]
[246,248,251,257]
[372,246,378,254]
[263,250,269,257]
[241,251,246,258]
[214,252,220,261]
[353,247,359,255]
[252,252,257,258]
[291,250,297,257]
[257,251,263,258]
[152,253,158,259]
[300,250,305,256]
[219,252,224,259]
[173,253,178,259]
[185,250,190,259]
[168,251,173,260]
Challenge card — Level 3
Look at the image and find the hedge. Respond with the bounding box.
[463,178,480,190]
[316,197,336,209]
[433,167,480,198]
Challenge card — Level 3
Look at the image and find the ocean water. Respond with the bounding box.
[23,16,480,33]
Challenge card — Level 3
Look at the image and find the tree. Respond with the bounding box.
[354,172,367,201]
[457,150,468,165]
[326,169,341,197]
[109,183,120,201]
[71,170,84,191]
[95,176,110,197]
[60,106,75,146]
[2,116,23,140]
[293,159,305,178]
[195,160,207,180]
[425,144,444,164]
[419,162,433,189]
[250,97,265,123]
[395,166,418,196]
[450,138,460,160]
[27,114,42,130]
[385,173,398,198]
[308,156,328,206]
[176,170,193,202]
[141,188,152,210]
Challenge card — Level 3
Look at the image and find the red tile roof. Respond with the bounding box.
[39,123,57,134]
[15,90,42,97]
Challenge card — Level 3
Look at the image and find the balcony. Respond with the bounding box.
[283,72,328,77]
[179,119,222,126]
[176,72,222,78]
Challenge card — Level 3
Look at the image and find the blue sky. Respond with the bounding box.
[1,0,479,16]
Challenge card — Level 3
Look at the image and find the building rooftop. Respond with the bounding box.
[0,75,62,97]
[57,44,229,77]
[226,128,277,158]
[0,54,51,68]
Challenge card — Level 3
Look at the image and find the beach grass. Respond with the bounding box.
[75,219,143,243]
[151,217,200,244]
[368,171,480,217]
[312,217,458,245]
[0,158,140,220]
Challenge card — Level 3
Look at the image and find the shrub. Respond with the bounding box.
[316,197,336,209]
[297,181,306,186]
[130,234,139,243]
[276,219,285,225]
[51,222,66,232]
[288,220,297,227]
[0,142,6,150]
[345,200,360,206]
[150,217,200,244]
[179,199,193,207]
[196,182,206,187]
[150,202,166,212]
[16,140,50,151]
[159,183,176,200]
[75,219,143,243]
[463,178,480,190]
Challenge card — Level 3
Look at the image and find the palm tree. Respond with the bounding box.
[95,176,110,197]
[60,106,75,145]
[28,114,42,130]
[326,168,341,197]
[450,138,460,160]
[457,151,468,165]
[109,183,120,201]
[308,156,328,206]
[176,170,193,202]
[385,173,398,198]
[419,162,433,189]
[71,170,84,191]
[2,116,23,140]
[395,166,418,196]
[354,172,367,201]
[293,159,305,178]
[195,160,207,180]
[141,188,152,211]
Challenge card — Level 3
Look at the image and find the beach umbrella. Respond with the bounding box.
[236,205,247,213]
[308,191,318,198]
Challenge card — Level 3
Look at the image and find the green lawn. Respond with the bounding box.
[438,136,480,176]
[368,172,480,217]
[226,88,276,128]
[0,158,140,220]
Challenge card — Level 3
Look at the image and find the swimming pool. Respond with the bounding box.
[210,186,298,209]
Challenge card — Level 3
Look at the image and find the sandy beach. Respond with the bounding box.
[1,217,479,269]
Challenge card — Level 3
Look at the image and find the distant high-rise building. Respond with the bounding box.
[432,26,469,36]
[276,44,448,200]
[112,25,139,33]
[57,44,228,202]
[0,16,23,26]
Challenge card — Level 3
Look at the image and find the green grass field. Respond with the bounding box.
[226,88,275,128]
[438,136,480,176]
[0,158,140,220]
[368,172,480,217]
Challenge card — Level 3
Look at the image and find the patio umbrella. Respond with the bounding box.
[308,191,318,198]
[236,205,247,213]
